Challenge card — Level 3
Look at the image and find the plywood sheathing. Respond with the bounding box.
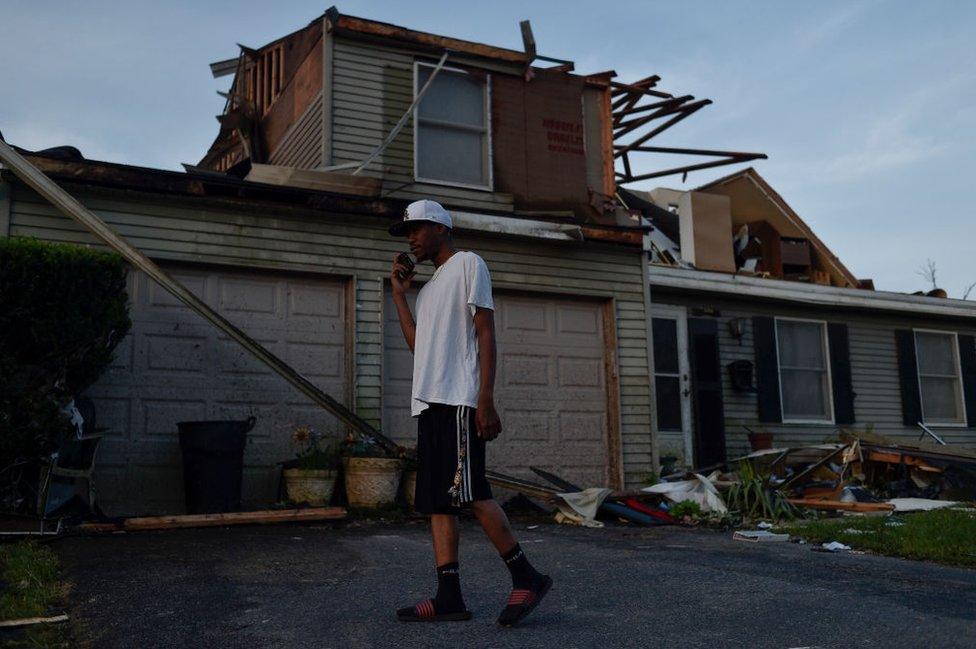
[678,191,736,273]
[260,28,324,158]
[491,68,591,215]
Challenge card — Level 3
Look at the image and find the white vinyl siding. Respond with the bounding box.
[775,318,833,423]
[414,62,491,190]
[915,329,965,426]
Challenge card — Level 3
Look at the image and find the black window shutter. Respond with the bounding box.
[894,329,922,426]
[958,334,976,427]
[827,323,856,424]
[752,316,782,423]
[688,318,727,466]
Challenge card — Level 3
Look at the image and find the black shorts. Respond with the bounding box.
[414,403,493,515]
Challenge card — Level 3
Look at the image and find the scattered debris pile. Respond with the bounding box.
[492,429,976,528]
[666,428,976,519]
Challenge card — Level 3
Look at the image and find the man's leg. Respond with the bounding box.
[397,405,471,622]
[471,499,551,626]
[430,513,460,564]
[470,499,516,553]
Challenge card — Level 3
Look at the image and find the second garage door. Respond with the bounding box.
[383,290,610,487]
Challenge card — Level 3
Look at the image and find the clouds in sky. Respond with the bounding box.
[1,0,973,294]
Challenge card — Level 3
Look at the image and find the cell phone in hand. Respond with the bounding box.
[396,252,415,280]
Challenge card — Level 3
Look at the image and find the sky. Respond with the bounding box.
[2,1,974,295]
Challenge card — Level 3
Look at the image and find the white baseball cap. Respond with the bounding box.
[388,199,453,236]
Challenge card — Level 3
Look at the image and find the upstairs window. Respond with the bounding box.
[914,330,965,425]
[775,318,833,423]
[414,62,491,190]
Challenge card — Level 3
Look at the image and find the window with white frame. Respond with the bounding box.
[914,330,965,425]
[775,318,833,422]
[414,62,491,189]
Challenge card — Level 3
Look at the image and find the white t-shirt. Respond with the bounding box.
[411,250,494,416]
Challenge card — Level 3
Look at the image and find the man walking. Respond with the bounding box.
[389,199,552,626]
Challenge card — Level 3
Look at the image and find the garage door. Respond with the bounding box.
[85,265,349,515]
[383,290,609,488]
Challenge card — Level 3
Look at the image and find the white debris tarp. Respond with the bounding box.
[553,488,613,528]
[642,471,728,514]
[887,498,959,512]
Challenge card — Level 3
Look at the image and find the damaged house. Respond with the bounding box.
[5,7,955,517]
[628,168,976,472]
[4,8,742,515]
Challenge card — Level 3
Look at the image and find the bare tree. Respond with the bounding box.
[963,281,976,300]
[917,258,938,291]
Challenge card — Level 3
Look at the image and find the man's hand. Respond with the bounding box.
[476,395,501,441]
[390,253,414,296]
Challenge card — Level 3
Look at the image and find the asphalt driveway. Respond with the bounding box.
[55,518,976,648]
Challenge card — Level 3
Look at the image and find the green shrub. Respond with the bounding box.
[670,500,703,519]
[0,237,131,471]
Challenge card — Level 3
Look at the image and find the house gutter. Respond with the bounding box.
[648,264,976,320]
[0,139,400,454]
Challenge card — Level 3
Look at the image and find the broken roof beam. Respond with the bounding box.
[612,96,701,137]
[613,94,695,125]
[210,57,239,79]
[616,153,768,184]
[330,10,530,64]
[614,99,712,157]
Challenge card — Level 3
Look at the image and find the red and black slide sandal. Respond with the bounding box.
[497,575,553,627]
[396,599,473,622]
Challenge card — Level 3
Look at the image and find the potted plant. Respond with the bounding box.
[283,425,341,506]
[341,435,403,508]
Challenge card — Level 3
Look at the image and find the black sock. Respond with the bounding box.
[501,544,543,590]
[433,562,465,612]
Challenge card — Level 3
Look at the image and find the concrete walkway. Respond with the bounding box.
[55,519,976,648]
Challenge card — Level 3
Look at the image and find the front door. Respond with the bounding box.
[651,306,693,468]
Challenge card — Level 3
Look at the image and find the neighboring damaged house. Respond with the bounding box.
[627,167,976,470]
[2,7,767,514]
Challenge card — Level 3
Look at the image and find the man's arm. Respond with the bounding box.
[390,254,417,352]
[473,307,501,440]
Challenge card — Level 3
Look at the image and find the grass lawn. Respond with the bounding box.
[784,507,976,567]
[0,541,72,648]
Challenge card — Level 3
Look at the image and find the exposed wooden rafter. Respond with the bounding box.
[611,77,767,185]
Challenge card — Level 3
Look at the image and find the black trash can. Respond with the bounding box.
[177,417,255,514]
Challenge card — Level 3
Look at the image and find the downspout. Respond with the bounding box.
[0,139,399,455]
[641,224,661,473]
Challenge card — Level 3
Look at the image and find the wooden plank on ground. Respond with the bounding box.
[787,499,894,513]
[0,614,69,628]
[120,507,346,531]
[246,163,381,197]
[866,450,943,472]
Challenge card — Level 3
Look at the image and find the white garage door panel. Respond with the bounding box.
[85,266,348,515]
[382,289,609,488]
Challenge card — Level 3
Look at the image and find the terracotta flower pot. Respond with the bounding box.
[748,431,774,451]
[343,457,403,508]
[283,468,337,506]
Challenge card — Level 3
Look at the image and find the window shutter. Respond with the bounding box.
[958,334,976,427]
[752,316,782,423]
[688,318,727,466]
[827,323,856,424]
[894,329,922,426]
